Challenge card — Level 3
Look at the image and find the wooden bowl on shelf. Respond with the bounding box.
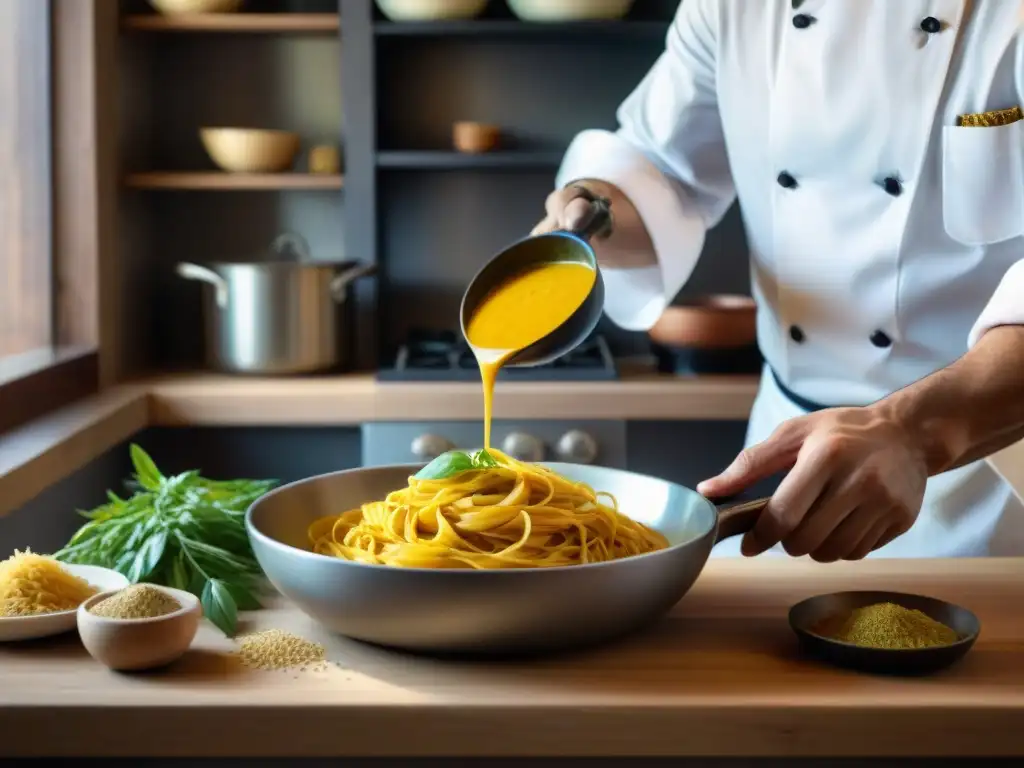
[453,122,501,154]
[375,0,488,21]
[199,128,300,174]
[648,295,757,350]
[149,0,244,14]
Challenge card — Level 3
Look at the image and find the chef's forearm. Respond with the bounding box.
[571,179,659,271]
[875,325,1024,475]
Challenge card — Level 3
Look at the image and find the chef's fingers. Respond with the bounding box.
[809,507,883,563]
[530,216,559,236]
[740,447,830,556]
[781,480,859,557]
[847,518,906,560]
[834,515,894,562]
[697,418,807,499]
[542,188,594,229]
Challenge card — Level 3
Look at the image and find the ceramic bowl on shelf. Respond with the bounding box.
[199,128,300,174]
[453,122,501,153]
[149,0,244,15]
[0,564,129,643]
[375,0,488,22]
[77,585,202,672]
[506,0,634,22]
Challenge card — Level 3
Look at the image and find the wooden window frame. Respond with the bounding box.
[0,0,118,435]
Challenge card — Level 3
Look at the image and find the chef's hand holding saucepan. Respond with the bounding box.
[697,407,928,562]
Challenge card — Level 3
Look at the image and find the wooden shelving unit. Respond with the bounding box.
[376,150,563,170]
[124,172,344,191]
[122,13,340,33]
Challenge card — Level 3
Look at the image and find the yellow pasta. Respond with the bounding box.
[309,449,668,569]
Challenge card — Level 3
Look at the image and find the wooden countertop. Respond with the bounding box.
[146,371,760,425]
[2,558,1023,758]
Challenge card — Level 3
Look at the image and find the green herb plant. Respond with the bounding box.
[54,444,276,637]
[414,448,498,481]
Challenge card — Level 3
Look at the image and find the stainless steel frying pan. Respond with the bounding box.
[246,463,768,656]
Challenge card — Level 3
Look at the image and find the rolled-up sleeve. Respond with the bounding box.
[555,0,735,331]
[968,259,1024,347]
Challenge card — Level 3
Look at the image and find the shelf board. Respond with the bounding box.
[376,150,563,170]
[374,19,668,38]
[122,13,340,33]
[124,172,344,191]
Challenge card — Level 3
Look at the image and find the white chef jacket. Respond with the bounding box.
[556,0,1024,557]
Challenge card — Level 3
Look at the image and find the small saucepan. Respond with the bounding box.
[246,462,769,656]
[177,233,375,375]
[460,185,611,368]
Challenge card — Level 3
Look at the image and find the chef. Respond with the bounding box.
[535,0,1024,560]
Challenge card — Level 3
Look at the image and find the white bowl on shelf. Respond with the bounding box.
[149,0,245,15]
[200,128,300,174]
[0,565,129,643]
[376,0,488,22]
[506,0,634,21]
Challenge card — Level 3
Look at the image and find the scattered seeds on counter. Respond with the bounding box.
[235,629,327,671]
[89,584,181,620]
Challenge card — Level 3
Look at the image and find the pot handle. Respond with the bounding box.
[563,183,614,242]
[272,232,312,262]
[712,495,771,544]
[330,262,378,303]
[176,262,229,309]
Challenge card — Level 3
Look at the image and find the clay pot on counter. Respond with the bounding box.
[648,295,761,375]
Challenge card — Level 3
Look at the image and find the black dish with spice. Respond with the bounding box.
[789,590,981,676]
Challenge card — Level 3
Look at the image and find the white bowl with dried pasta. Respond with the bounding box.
[0,560,129,642]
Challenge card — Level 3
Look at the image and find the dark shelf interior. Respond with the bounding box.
[376,150,563,169]
[373,19,669,37]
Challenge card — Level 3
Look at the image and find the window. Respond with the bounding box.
[0,0,101,434]
[0,0,51,365]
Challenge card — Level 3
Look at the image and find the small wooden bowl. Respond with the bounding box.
[200,127,300,174]
[453,122,500,154]
[77,585,202,672]
[648,295,756,350]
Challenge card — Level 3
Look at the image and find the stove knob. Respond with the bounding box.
[555,430,599,465]
[502,432,545,463]
[410,433,455,462]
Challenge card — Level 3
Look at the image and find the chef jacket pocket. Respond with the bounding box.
[942,121,1024,245]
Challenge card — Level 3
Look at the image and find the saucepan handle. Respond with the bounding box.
[176,262,229,310]
[712,495,771,544]
[564,183,613,242]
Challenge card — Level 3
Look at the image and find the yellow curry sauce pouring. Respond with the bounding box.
[461,187,613,449]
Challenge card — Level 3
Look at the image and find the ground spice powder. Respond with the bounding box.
[89,584,181,619]
[816,602,959,650]
[236,629,327,671]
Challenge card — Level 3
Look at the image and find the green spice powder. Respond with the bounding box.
[89,584,181,620]
[815,602,960,650]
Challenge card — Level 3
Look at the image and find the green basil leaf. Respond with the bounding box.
[127,529,168,583]
[471,449,499,469]
[202,579,238,637]
[414,450,475,480]
[168,552,190,591]
[225,582,263,611]
[130,444,163,491]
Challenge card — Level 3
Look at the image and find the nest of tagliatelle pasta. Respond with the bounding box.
[307,448,669,569]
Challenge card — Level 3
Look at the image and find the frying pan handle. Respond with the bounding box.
[565,184,613,242]
[713,496,771,544]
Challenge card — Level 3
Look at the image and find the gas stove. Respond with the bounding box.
[376,329,618,382]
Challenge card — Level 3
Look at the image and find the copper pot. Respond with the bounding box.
[648,295,757,350]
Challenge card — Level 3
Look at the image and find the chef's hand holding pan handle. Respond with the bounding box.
[697,408,926,562]
[706,493,772,544]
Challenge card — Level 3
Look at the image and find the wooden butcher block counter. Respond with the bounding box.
[1,558,1023,759]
